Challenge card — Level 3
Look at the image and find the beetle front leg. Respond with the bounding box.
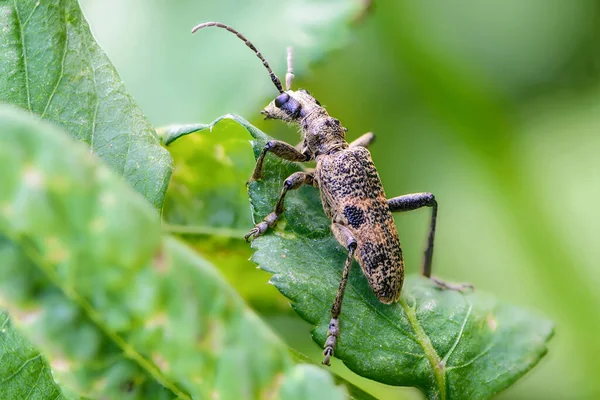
[388,193,472,291]
[323,223,357,366]
[245,172,315,241]
[252,140,310,181]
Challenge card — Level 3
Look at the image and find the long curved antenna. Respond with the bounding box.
[286,47,294,91]
[192,22,284,94]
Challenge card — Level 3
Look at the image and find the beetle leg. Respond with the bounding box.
[388,193,473,291]
[291,141,316,174]
[349,132,375,148]
[245,172,315,241]
[388,192,438,276]
[251,140,310,181]
[323,223,357,366]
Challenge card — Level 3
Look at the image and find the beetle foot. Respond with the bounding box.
[322,318,339,366]
[244,222,268,242]
[430,276,474,292]
[244,212,279,242]
[322,346,334,366]
[244,227,259,242]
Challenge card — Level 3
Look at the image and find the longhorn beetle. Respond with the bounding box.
[192,22,468,366]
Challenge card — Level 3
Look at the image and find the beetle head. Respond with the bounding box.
[261,89,321,123]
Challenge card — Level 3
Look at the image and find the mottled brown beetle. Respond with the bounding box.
[192,22,467,366]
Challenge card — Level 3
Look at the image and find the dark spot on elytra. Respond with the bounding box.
[344,205,366,229]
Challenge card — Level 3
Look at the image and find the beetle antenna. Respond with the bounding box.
[286,47,294,91]
[192,22,284,94]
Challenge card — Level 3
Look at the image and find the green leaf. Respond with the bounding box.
[0,105,354,399]
[0,0,172,209]
[277,364,347,400]
[159,120,254,232]
[173,115,555,400]
[0,312,66,400]
[287,350,376,400]
[159,120,290,314]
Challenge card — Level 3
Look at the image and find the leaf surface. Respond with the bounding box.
[0,312,66,400]
[0,106,352,399]
[277,364,347,400]
[176,115,555,400]
[0,0,172,209]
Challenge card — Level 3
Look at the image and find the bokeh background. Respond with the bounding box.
[79,1,600,399]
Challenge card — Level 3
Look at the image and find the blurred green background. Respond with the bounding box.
[79,1,600,399]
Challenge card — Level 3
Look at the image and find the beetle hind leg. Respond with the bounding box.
[323,223,357,366]
[387,193,472,291]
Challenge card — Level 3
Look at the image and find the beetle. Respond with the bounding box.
[192,22,467,365]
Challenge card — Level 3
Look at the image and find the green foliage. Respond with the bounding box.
[0,0,172,209]
[160,121,254,231]
[0,1,380,398]
[78,0,370,122]
[164,115,554,400]
[159,121,290,314]
[277,365,346,400]
[0,105,358,399]
[0,312,66,399]
[0,0,564,398]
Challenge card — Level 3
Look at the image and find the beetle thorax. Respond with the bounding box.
[262,90,348,157]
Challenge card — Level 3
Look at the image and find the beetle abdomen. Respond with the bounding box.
[317,147,404,303]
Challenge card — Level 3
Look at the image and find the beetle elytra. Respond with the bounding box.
[192,22,469,366]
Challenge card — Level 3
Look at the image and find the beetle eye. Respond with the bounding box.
[274,93,290,108]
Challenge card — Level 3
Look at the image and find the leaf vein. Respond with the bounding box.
[41,8,69,119]
[13,237,191,400]
[12,0,32,110]
[441,298,472,366]
[0,354,41,385]
[88,40,100,153]
[23,362,43,400]
[446,340,495,372]
[21,0,40,29]
[400,297,446,400]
